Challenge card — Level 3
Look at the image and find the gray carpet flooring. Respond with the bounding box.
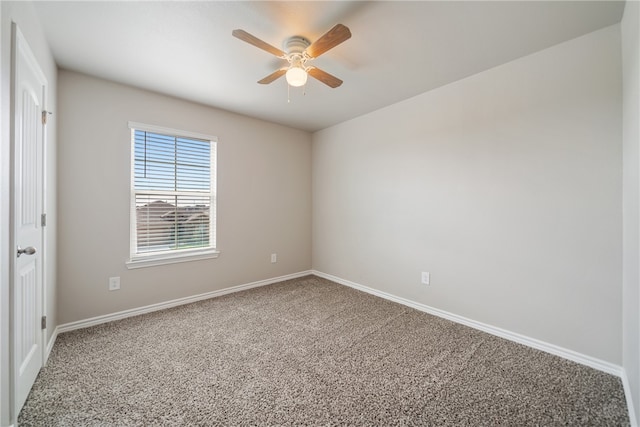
[19,275,629,426]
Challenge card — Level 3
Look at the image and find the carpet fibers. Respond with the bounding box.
[19,275,629,426]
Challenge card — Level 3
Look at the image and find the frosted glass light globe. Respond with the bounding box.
[286,67,307,87]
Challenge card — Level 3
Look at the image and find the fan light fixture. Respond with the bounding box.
[286,66,307,87]
[232,24,351,93]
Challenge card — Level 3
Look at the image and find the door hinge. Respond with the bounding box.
[41,316,47,330]
[41,110,52,125]
[41,213,47,227]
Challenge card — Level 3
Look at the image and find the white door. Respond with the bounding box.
[12,24,46,416]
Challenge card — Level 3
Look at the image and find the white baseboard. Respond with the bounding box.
[56,270,313,335]
[313,271,639,425]
[312,270,623,377]
[43,269,636,425]
[44,327,58,366]
[622,369,639,427]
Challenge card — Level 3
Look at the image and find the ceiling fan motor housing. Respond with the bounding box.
[284,36,311,55]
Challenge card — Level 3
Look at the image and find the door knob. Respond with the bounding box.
[17,246,36,257]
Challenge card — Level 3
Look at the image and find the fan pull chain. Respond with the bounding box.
[287,83,307,103]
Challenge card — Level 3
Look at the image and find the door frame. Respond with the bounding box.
[9,22,48,421]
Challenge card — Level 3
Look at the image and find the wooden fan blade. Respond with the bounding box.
[258,68,287,84]
[232,29,286,57]
[306,24,351,58]
[308,67,343,88]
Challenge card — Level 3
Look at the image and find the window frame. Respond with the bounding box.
[126,121,219,269]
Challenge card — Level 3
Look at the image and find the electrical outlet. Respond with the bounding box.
[421,272,430,285]
[271,253,277,263]
[109,276,120,291]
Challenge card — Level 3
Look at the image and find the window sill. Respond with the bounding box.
[126,249,220,270]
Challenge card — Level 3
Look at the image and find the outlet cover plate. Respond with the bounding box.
[421,272,430,285]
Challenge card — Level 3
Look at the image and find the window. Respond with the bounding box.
[127,122,218,269]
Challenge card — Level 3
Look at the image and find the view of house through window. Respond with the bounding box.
[130,124,216,260]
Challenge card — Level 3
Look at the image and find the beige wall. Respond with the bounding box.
[1,1,57,425]
[57,70,311,324]
[312,25,622,364]
[622,0,640,423]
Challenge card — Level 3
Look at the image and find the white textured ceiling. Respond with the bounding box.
[33,1,625,132]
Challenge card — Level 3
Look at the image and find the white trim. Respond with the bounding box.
[312,270,623,377]
[126,249,220,269]
[128,123,218,267]
[127,121,217,143]
[40,72,49,373]
[57,271,313,334]
[43,327,58,367]
[40,270,637,426]
[622,369,639,427]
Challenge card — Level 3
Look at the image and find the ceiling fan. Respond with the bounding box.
[232,24,351,88]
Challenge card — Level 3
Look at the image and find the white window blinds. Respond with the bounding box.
[130,124,216,258]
